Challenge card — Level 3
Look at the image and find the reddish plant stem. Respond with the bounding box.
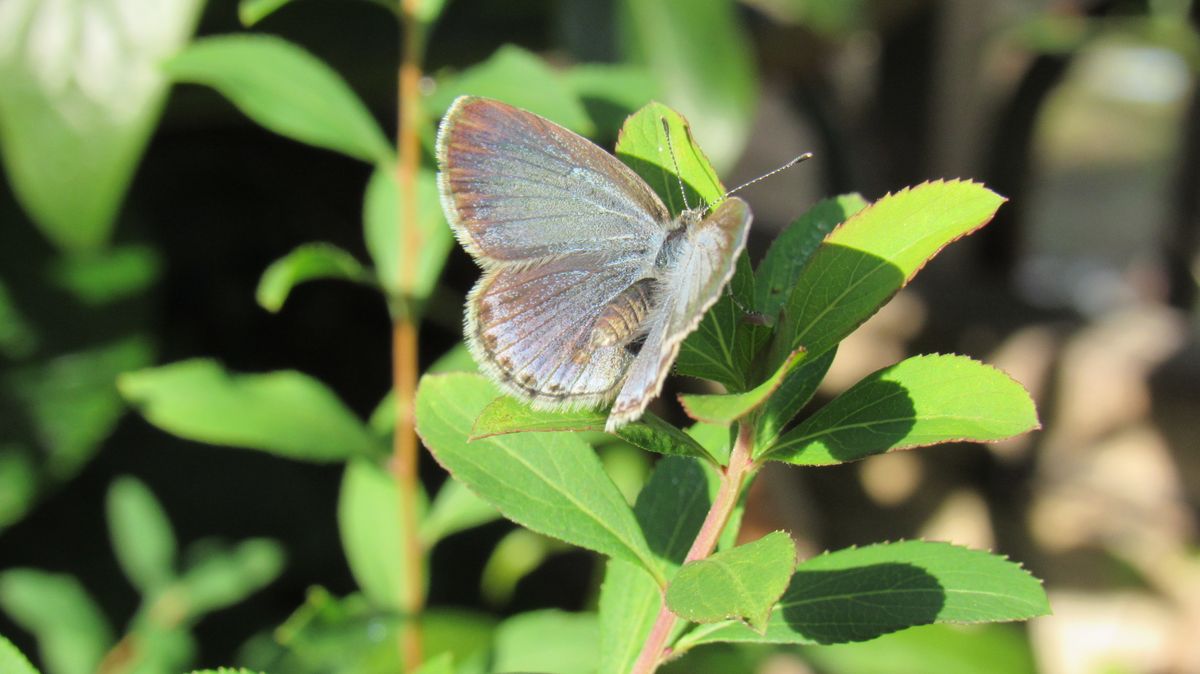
[393,1,426,670]
[629,423,757,674]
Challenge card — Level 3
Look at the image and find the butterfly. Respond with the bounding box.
[436,96,751,432]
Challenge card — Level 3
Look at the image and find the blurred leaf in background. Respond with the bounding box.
[0,0,203,251]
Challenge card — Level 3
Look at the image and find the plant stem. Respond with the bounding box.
[630,422,757,674]
[393,1,426,670]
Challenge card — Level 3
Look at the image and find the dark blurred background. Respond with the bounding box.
[1,0,1198,672]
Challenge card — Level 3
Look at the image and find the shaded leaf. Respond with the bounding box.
[598,457,715,673]
[666,531,796,632]
[338,459,426,611]
[178,539,284,619]
[106,476,177,594]
[363,165,452,303]
[679,349,805,424]
[470,395,716,462]
[755,348,836,453]
[165,35,392,163]
[0,280,37,359]
[238,0,294,25]
[415,373,662,582]
[675,252,768,391]
[565,64,660,136]
[678,540,1050,648]
[775,181,1004,364]
[7,336,153,478]
[0,0,202,250]
[420,477,499,546]
[754,194,868,319]
[763,355,1040,465]
[119,360,384,463]
[0,570,112,674]
[256,243,372,312]
[618,0,756,171]
[492,610,598,674]
[428,45,593,136]
[49,245,162,306]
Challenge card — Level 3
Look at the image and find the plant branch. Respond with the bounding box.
[393,0,426,670]
[630,422,757,674]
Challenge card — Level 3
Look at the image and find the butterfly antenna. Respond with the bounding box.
[723,152,814,199]
[660,117,692,212]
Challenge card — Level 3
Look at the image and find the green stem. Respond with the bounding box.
[629,422,756,674]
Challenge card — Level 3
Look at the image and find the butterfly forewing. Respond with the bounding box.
[437,96,672,265]
[607,197,753,430]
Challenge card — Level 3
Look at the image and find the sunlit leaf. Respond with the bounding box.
[492,610,598,674]
[178,539,284,619]
[806,623,1038,674]
[618,0,756,171]
[754,348,836,453]
[774,181,1004,365]
[256,242,373,313]
[0,0,202,250]
[0,635,39,674]
[420,477,499,546]
[470,395,716,462]
[666,531,796,632]
[119,360,384,463]
[106,476,177,595]
[165,35,392,163]
[0,570,112,674]
[679,349,805,424]
[428,45,593,136]
[338,458,426,610]
[677,541,1050,648]
[415,373,662,582]
[763,355,1040,465]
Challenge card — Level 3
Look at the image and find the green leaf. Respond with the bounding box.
[598,457,716,673]
[806,623,1038,674]
[0,635,40,674]
[0,570,112,674]
[256,243,373,312]
[754,194,868,320]
[106,476,177,595]
[412,0,450,24]
[470,395,716,462]
[7,336,153,478]
[615,101,724,214]
[415,373,662,582]
[178,539,284,619]
[49,245,162,306]
[119,360,384,463]
[666,531,796,633]
[492,610,598,674]
[238,0,293,25]
[763,355,1040,465]
[0,451,37,532]
[189,669,267,674]
[776,181,1005,364]
[124,626,194,674]
[480,530,567,607]
[363,165,452,303]
[412,653,453,674]
[675,252,767,391]
[618,0,756,171]
[754,348,836,453]
[165,35,392,164]
[420,477,499,546]
[677,540,1050,648]
[564,64,660,136]
[338,458,426,610]
[427,45,593,136]
[0,0,202,251]
[369,344,476,436]
[679,349,805,424]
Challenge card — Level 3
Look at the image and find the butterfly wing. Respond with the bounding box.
[437,96,672,265]
[467,250,653,410]
[606,197,753,431]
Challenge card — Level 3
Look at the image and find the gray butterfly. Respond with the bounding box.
[436,96,750,431]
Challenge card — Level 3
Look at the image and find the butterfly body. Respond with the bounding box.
[437,96,751,431]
